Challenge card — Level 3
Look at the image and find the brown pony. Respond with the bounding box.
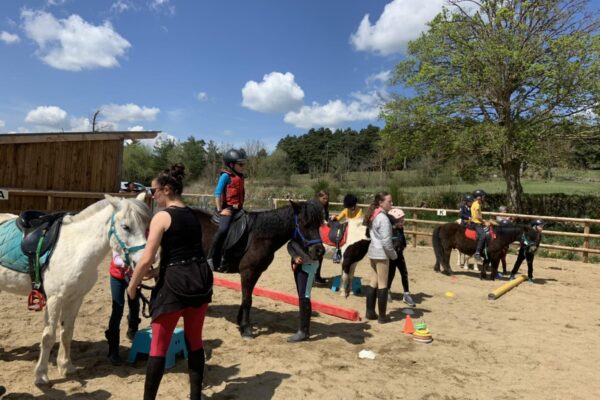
[432,222,539,280]
[191,201,324,338]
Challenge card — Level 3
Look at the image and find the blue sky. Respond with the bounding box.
[1,0,597,150]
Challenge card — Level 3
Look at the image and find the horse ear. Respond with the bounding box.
[105,194,121,209]
[136,192,146,201]
[289,200,300,213]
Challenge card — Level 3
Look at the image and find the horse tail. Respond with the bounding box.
[432,226,444,263]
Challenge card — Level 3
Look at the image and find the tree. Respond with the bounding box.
[382,0,600,211]
[122,141,155,184]
[181,137,207,181]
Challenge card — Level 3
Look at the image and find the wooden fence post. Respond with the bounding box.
[46,194,54,211]
[272,198,278,209]
[412,211,418,248]
[583,222,590,263]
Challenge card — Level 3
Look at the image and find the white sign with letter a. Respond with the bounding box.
[436,209,446,216]
[0,189,8,200]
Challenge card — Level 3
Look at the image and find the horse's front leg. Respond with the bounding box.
[57,296,84,377]
[490,258,500,281]
[35,295,63,385]
[442,247,453,275]
[237,271,261,339]
[480,261,488,280]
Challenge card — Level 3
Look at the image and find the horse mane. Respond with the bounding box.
[62,198,151,226]
[250,200,323,240]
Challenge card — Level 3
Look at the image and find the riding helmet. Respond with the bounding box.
[343,194,358,208]
[472,189,487,198]
[530,219,545,227]
[223,148,247,166]
[463,194,474,202]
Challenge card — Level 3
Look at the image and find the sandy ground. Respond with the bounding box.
[1,246,600,400]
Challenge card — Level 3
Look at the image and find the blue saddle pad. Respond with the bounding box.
[0,219,49,274]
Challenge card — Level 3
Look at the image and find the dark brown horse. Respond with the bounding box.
[432,223,539,280]
[191,201,325,338]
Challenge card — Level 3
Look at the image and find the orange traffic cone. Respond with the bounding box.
[402,315,415,334]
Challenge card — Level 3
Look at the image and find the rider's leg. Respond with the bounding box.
[207,213,233,270]
[474,224,485,262]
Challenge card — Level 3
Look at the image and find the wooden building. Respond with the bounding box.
[0,131,158,213]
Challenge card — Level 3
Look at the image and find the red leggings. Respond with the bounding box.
[150,304,208,357]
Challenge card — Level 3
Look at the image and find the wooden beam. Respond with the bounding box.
[0,131,159,144]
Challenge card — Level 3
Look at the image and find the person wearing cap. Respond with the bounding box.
[386,208,416,307]
[207,148,247,272]
[470,189,487,264]
[510,219,544,283]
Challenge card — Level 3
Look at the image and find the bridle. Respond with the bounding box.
[293,213,322,249]
[108,213,146,267]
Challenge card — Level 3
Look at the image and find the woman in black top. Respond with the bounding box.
[128,164,212,400]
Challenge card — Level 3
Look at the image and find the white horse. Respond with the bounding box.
[0,193,151,385]
[321,218,368,297]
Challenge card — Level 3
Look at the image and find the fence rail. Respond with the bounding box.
[272,198,600,263]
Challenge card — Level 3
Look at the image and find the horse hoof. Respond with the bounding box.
[240,327,253,339]
[35,374,51,387]
[58,363,76,377]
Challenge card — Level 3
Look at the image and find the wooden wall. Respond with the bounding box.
[0,140,123,213]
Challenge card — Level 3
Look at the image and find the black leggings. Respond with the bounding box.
[510,246,535,279]
[387,253,409,292]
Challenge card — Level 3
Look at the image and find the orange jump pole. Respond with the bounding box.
[213,277,360,321]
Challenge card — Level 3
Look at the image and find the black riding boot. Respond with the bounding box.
[207,231,227,271]
[127,317,141,341]
[143,356,166,400]
[365,286,378,320]
[188,348,205,400]
[104,329,121,365]
[377,288,390,324]
[287,298,311,342]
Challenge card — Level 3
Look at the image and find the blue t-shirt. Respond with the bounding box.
[214,173,231,197]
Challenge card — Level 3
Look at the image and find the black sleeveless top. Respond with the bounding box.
[150,206,210,320]
[159,206,204,266]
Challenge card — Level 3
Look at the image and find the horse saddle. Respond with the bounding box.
[211,210,250,251]
[464,225,496,241]
[320,221,349,247]
[17,211,66,256]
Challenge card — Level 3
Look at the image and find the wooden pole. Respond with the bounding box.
[488,275,527,300]
[583,222,590,263]
[412,211,418,248]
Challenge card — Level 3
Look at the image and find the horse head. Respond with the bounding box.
[520,225,541,253]
[105,193,152,266]
[291,200,325,260]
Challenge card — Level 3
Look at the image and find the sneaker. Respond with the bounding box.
[527,278,534,284]
[509,274,515,281]
[403,293,416,307]
[314,276,327,287]
[496,272,504,279]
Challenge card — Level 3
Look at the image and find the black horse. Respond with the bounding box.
[191,201,325,338]
[432,222,539,280]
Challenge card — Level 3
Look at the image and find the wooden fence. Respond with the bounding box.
[272,198,600,263]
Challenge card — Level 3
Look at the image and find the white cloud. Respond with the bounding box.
[0,120,5,128]
[128,125,145,131]
[101,103,160,122]
[242,72,305,113]
[0,31,20,44]
[21,10,131,71]
[350,0,445,55]
[366,70,392,85]
[111,0,131,13]
[133,131,178,149]
[48,0,68,5]
[150,0,175,15]
[196,92,208,101]
[283,92,383,129]
[69,116,92,131]
[25,106,68,128]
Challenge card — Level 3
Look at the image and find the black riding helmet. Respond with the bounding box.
[472,189,487,199]
[530,219,545,227]
[343,194,358,208]
[223,148,247,168]
[463,194,474,202]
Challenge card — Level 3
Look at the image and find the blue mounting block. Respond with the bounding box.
[330,275,362,295]
[128,326,188,368]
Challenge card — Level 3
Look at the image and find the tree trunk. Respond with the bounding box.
[501,159,524,213]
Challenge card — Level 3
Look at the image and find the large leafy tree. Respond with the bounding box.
[383,0,599,211]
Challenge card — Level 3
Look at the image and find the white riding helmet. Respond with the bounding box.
[388,208,405,220]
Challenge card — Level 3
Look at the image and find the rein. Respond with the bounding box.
[137,283,153,318]
[108,213,146,266]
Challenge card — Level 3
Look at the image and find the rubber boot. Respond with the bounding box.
[287,298,311,342]
[143,356,166,400]
[377,288,390,324]
[188,348,205,400]
[365,286,378,320]
[104,329,122,366]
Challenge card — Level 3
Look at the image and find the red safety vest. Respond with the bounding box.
[220,169,245,208]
